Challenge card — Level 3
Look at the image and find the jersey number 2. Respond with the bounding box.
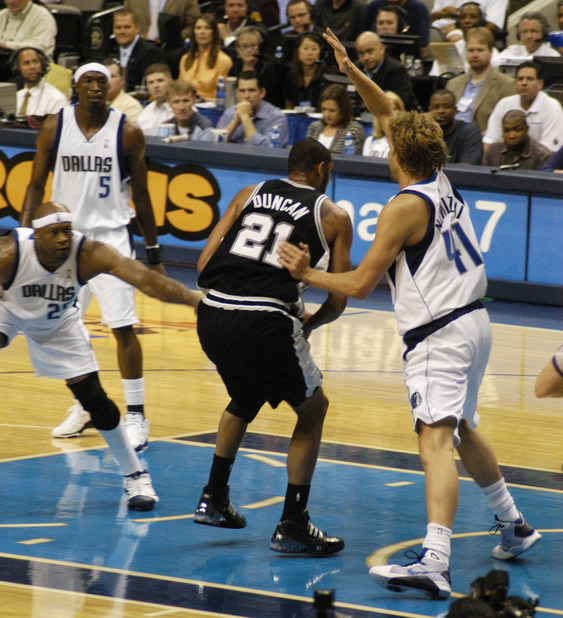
[230,212,293,268]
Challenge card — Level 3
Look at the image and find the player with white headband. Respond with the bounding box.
[0,201,201,511]
[21,57,165,453]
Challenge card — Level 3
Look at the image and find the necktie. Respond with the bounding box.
[18,91,31,116]
[147,0,161,41]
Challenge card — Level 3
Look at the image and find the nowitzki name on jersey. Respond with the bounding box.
[251,193,310,221]
[61,155,112,173]
[435,195,464,229]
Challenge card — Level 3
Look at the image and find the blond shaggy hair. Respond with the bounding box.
[387,111,448,178]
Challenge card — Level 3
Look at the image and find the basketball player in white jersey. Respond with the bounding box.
[21,63,164,452]
[0,202,200,511]
[279,29,541,599]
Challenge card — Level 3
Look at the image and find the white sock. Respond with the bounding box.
[98,418,141,476]
[482,477,520,522]
[422,523,452,565]
[121,378,145,412]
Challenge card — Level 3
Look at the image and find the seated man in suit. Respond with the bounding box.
[483,109,552,170]
[123,0,201,42]
[355,31,418,111]
[446,27,514,135]
[113,8,166,93]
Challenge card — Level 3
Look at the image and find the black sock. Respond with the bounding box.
[127,404,144,417]
[281,483,310,520]
[207,454,235,492]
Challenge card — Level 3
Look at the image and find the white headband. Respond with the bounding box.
[32,212,74,229]
[73,62,111,83]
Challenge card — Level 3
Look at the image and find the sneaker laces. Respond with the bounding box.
[403,549,449,569]
[489,522,503,535]
[125,470,152,493]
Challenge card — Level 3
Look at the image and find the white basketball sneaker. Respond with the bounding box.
[369,549,451,599]
[51,401,93,438]
[491,514,542,560]
[124,470,159,511]
[123,413,149,452]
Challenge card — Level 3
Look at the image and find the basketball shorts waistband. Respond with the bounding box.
[202,289,301,318]
[402,300,484,360]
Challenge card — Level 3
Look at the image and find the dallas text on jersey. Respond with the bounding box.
[61,156,112,173]
[22,284,75,301]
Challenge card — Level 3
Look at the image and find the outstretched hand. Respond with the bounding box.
[278,241,311,280]
[323,28,354,75]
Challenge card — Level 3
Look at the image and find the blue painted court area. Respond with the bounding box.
[0,438,561,617]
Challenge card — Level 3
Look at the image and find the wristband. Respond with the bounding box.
[146,244,162,265]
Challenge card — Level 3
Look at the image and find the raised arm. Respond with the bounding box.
[197,185,256,272]
[20,115,58,227]
[323,28,396,134]
[79,240,201,308]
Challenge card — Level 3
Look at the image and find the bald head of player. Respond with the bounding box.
[288,138,333,194]
[31,202,74,270]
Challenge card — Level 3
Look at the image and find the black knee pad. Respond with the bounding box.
[67,373,120,431]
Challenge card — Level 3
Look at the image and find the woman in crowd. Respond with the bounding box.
[179,14,233,101]
[229,26,280,106]
[284,32,327,110]
[362,91,405,157]
[305,84,365,154]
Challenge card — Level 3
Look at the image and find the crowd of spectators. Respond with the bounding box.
[1,0,563,171]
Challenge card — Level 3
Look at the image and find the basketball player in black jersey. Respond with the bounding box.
[194,138,353,555]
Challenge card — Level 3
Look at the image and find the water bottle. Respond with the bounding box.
[343,131,354,156]
[270,125,281,148]
[215,76,225,111]
[413,58,423,76]
[275,45,283,59]
[404,56,414,76]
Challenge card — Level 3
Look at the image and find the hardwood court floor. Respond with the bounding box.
[1,268,562,617]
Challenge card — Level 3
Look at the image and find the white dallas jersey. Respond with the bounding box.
[386,171,487,336]
[3,228,85,331]
[50,106,134,233]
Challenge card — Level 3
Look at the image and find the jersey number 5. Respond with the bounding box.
[99,176,111,198]
[230,212,294,268]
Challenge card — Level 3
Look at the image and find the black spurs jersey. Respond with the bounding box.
[198,178,331,315]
